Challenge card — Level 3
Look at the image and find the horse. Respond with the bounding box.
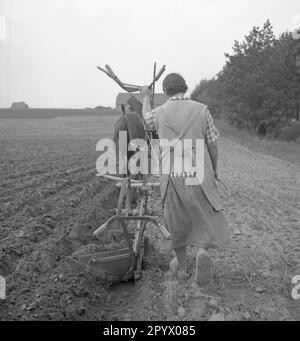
[112,104,148,208]
[113,104,146,176]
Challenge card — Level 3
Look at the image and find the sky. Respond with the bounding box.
[0,0,300,108]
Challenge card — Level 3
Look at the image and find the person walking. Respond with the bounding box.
[140,73,229,286]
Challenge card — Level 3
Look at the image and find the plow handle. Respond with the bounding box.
[97,66,112,78]
[97,64,166,93]
[105,65,118,80]
[149,65,166,88]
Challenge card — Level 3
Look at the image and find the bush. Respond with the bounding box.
[277,121,300,141]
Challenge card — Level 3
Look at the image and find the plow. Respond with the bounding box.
[67,63,170,285]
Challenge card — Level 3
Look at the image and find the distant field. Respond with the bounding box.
[0,108,120,119]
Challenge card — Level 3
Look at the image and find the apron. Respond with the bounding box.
[158,104,224,212]
[155,101,229,249]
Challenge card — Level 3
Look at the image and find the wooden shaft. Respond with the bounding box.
[133,196,147,253]
[117,180,127,215]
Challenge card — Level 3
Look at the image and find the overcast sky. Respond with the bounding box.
[0,0,299,108]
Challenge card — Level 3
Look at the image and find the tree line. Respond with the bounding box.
[191,20,300,139]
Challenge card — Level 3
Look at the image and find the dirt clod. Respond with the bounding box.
[208,313,225,321]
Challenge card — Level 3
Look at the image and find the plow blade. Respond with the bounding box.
[66,248,134,284]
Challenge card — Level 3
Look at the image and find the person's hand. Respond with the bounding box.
[140,86,152,98]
